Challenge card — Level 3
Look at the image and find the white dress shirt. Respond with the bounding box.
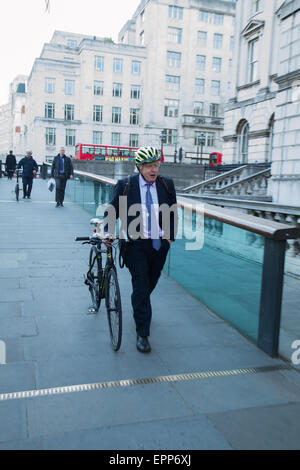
[139,174,162,239]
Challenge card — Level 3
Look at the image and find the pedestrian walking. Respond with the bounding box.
[16,151,38,199]
[51,147,74,207]
[5,151,16,180]
[104,146,177,353]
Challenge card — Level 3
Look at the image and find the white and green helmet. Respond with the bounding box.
[135,146,160,166]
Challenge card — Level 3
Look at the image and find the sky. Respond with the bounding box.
[0,0,141,105]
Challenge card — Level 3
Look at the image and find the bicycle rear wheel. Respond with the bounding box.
[105,267,122,351]
[87,247,102,312]
[15,183,20,202]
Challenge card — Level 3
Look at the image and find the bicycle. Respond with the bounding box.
[14,170,22,202]
[75,220,123,351]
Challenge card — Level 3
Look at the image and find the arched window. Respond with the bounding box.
[237,120,249,163]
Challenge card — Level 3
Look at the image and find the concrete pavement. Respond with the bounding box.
[0,177,299,450]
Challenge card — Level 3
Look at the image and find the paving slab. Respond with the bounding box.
[207,402,300,450]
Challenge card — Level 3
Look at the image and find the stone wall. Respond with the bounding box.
[72,160,205,190]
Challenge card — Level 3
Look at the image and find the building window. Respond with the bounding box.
[248,39,259,82]
[111,132,121,146]
[167,51,181,68]
[130,108,140,125]
[164,99,179,117]
[67,39,77,47]
[140,10,145,23]
[207,132,215,147]
[210,103,219,117]
[45,103,55,119]
[140,31,144,46]
[166,75,180,91]
[211,80,221,96]
[112,83,122,97]
[194,101,204,115]
[239,121,250,163]
[214,33,223,49]
[163,128,178,145]
[66,129,76,147]
[129,134,139,147]
[199,10,209,23]
[93,131,103,145]
[112,107,121,123]
[168,5,183,19]
[229,59,233,71]
[196,55,206,71]
[94,56,104,72]
[131,85,141,99]
[93,105,103,122]
[94,81,104,95]
[195,78,205,94]
[212,57,222,73]
[21,105,25,114]
[214,13,223,25]
[46,128,56,146]
[195,131,205,146]
[45,78,55,94]
[197,31,207,46]
[230,36,235,51]
[168,27,182,44]
[113,58,123,74]
[64,104,74,121]
[65,80,75,96]
[252,0,262,15]
[131,60,141,75]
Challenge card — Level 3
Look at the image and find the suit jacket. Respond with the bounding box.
[51,155,74,179]
[105,174,178,241]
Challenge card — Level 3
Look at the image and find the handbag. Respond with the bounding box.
[48,178,55,192]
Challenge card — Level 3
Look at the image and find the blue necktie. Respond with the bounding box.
[146,184,161,251]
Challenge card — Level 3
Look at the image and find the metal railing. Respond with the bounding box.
[61,168,300,358]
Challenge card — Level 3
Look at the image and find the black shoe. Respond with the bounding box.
[56,202,60,207]
[136,335,151,353]
[60,203,64,207]
[27,196,31,199]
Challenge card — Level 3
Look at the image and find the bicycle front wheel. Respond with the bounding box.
[105,267,122,351]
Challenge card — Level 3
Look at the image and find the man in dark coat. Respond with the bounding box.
[51,147,74,207]
[5,151,16,180]
[16,151,38,199]
[104,146,177,353]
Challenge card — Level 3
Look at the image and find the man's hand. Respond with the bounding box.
[70,175,74,179]
[33,170,37,175]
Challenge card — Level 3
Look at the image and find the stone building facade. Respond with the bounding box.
[223,0,300,205]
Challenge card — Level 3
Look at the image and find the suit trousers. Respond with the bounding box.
[22,177,33,197]
[125,239,170,337]
[55,175,67,204]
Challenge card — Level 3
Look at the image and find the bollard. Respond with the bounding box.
[0,160,2,178]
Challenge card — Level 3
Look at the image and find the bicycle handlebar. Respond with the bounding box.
[74,237,90,242]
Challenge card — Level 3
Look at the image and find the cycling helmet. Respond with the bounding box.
[135,146,160,166]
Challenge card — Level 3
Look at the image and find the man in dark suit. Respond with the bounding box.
[5,151,16,180]
[51,147,74,207]
[16,151,38,199]
[105,146,177,353]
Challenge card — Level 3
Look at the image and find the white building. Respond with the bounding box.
[1,0,235,164]
[119,0,236,162]
[0,76,27,160]
[223,0,300,205]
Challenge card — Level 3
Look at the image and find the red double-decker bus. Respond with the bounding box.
[75,143,164,162]
[208,152,222,167]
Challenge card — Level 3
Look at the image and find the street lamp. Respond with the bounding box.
[196,133,206,165]
[160,130,167,158]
